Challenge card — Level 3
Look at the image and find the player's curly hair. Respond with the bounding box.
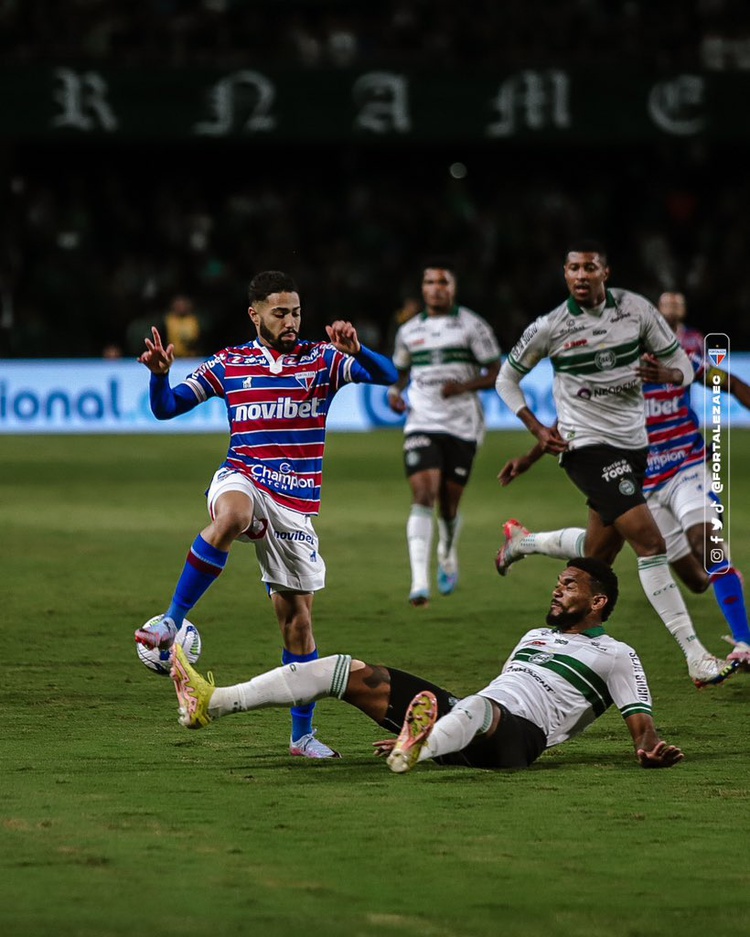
[567,557,619,621]
[248,271,297,303]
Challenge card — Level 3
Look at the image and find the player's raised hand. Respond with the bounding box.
[326,320,361,355]
[637,740,684,768]
[139,326,175,374]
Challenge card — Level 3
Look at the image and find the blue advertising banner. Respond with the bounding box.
[1,356,749,434]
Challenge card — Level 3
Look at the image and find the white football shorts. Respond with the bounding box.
[206,468,326,593]
[646,464,721,564]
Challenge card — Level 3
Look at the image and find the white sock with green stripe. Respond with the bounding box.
[637,555,709,663]
[519,527,586,559]
[407,504,434,593]
[417,695,494,763]
[208,655,352,718]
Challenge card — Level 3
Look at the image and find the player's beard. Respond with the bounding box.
[545,605,587,631]
[260,322,297,353]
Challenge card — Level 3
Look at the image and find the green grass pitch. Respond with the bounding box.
[2,429,750,937]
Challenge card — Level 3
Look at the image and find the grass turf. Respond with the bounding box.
[2,429,750,937]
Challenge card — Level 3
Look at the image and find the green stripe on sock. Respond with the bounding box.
[331,654,352,699]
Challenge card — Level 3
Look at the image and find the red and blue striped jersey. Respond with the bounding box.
[643,348,705,493]
[182,338,360,514]
[675,324,704,360]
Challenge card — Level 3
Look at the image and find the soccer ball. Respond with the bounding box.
[136,617,202,676]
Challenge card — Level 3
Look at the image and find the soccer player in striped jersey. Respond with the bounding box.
[495,242,738,689]
[135,270,398,758]
[387,261,501,606]
[169,558,683,773]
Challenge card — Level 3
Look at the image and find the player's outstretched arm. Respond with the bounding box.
[327,320,398,384]
[139,326,175,375]
[626,713,684,768]
[141,325,199,420]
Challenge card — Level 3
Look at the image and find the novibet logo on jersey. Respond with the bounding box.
[234,397,325,421]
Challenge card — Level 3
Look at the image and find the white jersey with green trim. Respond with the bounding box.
[478,626,651,749]
[506,288,680,449]
[393,305,501,443]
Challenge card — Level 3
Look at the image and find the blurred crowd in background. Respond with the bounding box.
[3,0,750,71]
[2,0,750,359]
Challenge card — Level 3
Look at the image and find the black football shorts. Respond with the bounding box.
[402,432,477,487]
[561,444,648,525]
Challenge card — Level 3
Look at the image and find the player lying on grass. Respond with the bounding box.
[170,557,684,772]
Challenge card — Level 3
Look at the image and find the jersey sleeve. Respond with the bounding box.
[183,353,227,401]
[505,315,550,375]
[392,325,411,371]
[641,305,681,359]
[347,345,399,385]
[322,344,356,393]
[609,644,653,720]
[468,313,502,366]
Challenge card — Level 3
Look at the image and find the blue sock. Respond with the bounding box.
[166,535,229,627]
[282,647,319,740]
[708,563,750,643]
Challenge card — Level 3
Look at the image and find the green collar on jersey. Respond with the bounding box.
[554,625,606,638]
[420,304,460,320]
[566,290,616,317]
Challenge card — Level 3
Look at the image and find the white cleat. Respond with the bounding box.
[135,614,177,650]
[495,519,530,577]
[290,730,341,759]
[689,654,740,689]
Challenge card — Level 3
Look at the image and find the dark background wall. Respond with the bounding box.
[2,0,749,358]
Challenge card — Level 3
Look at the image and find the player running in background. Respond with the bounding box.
[170,558,683,772]
[135,270,398,758]
[497,290,750,664]
[387,260,501,606]
[657,291,750,409]
[494,241,736,689]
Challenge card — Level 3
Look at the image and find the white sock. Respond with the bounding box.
[637,556,708,663]
[407,504,434,593]
[209,654,352,718]
[519,528,586,559]
[417,695,494,763]
[437,514,462,570]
